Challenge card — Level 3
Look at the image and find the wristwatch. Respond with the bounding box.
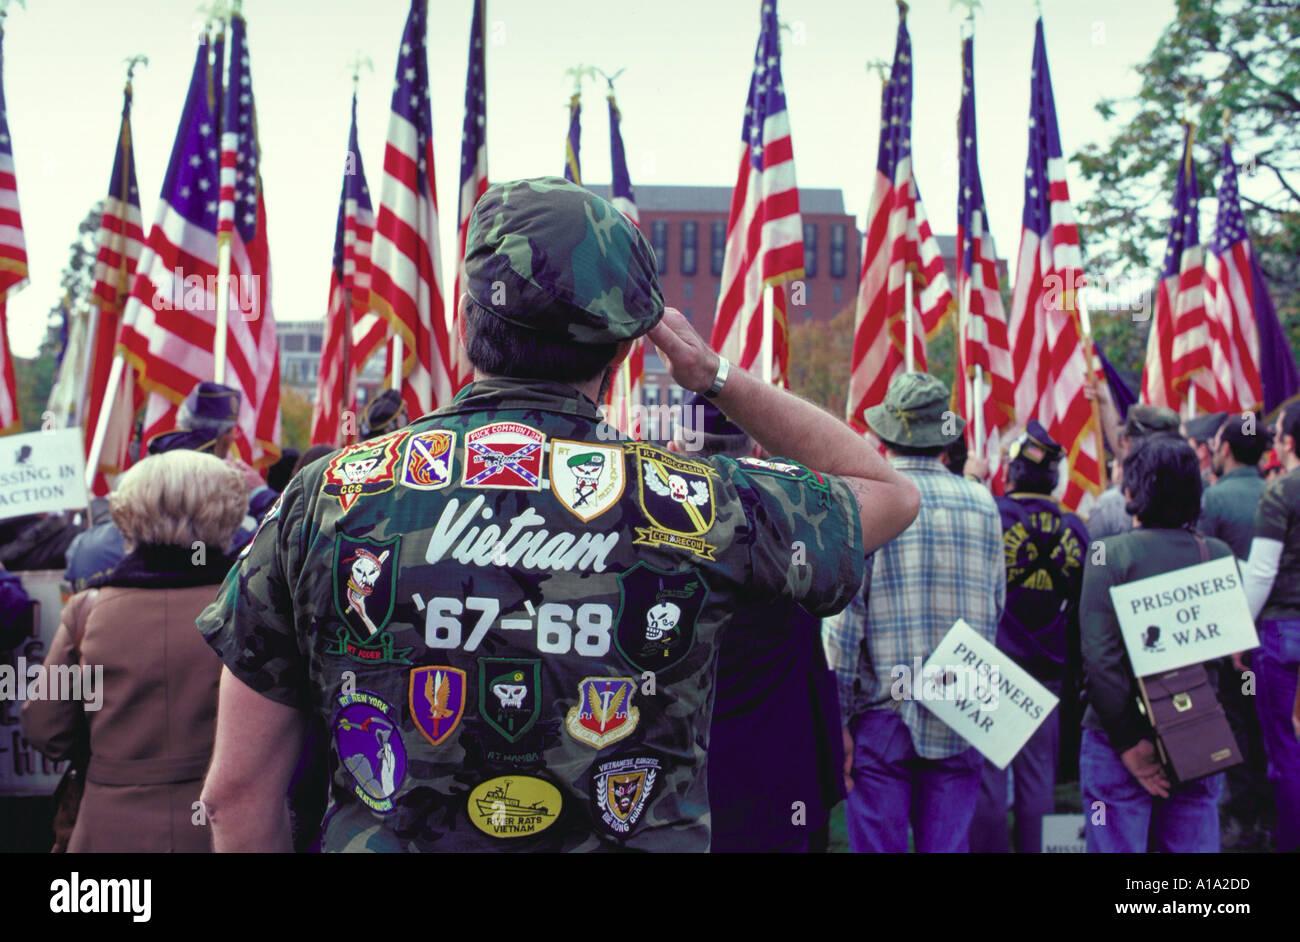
[702,355,730,399]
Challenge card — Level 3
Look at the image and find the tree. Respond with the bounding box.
[278,385,312,453]
[789,305,853,415]
[1073,0,1300,381]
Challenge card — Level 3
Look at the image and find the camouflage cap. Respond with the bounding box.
[463,177,664,344]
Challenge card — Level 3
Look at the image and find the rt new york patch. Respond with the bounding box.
[402,430,455,490]
[321,434,402,511]
[333,690,407,814]
[463,422,545,490]
[632,444,717,559]
[613,562,707,673]
[550,440,625,522]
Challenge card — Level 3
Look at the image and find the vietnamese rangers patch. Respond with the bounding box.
[321,435,402,511]
[613,562,708,673]
[467,775,561,839]
[550,440,624,522]
[333,690,407,814]
[463,422,545,490]
[632,444,717,559]
[565,676,640,749]
[402,430,455,490]
[591,755,661,837]
[409,666,467,747]
[479,658,542,742]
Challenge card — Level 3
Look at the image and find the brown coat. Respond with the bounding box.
[22,580,224,852]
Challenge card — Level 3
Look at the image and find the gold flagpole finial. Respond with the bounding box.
[0,0,25,25]
[124,54,149,87]
[564,64,597,94]
[595,66,625,92]
[867,58,890,83]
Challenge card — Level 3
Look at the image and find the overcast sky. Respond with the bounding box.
[4,0,1183,358]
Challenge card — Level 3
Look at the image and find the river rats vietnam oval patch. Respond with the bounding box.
[467,776,562,839]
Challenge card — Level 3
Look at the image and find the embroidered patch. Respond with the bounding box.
[333,533,400,641]
[550,440,625,522]
[402,430,456,490]
[479,657,542,742]
[467,775,562,839]
[409,666,467,746]
[463,422,545,490]
[736,456,832,501]
[325,625,414,665]
[591,755,661,836]
[333,690,407,813]
[613,562,707,673]
[565,676,640,749]
[321,434,402,511]
[632,444,717,559]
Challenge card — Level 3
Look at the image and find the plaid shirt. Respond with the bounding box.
[822,457,1005,758]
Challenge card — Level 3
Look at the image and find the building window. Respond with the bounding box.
[804,308,813,323]
[681,221,698,276]
[710,221,726,276]
[833,283,843,305]
[830,223,847,279]
[683,281,693,301]
[683,307,692,323]
[652,221,669,275]
[282,333,304,353]
[803,223,818,277]
[308,333,323,353]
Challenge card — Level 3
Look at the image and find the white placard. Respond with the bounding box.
[1041,814,1087,853]
[1109,556,1257,677]
[0,428,89,521]
[919,619,1060,770]
[0,570,69,797]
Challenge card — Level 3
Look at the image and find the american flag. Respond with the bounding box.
[954,31,1014,482]
[0,22,28,435]
[564,90,581,184]
[83,82,146,492]
[1209,144,1300,414]
[1143,123,1213,413]
[603,90,644,438]
[846,6,953,431]
[312,91,380,448]
[371,0,451,418]
[450,0,487,394]
[1008,17,1104,510]
[709,0,803,386]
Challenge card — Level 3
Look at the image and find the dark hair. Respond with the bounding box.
[292,444,337,478]
[463,297,619,384]
[1123,436,1202,529]
[942,434,968,476]
[266,448,299,493]
[888,443,946,458]
[1218,414,1269,466]
[1007,456,1058,495]
[1281,401,1300,449]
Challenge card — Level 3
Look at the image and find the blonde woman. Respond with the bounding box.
[22,450,246,852]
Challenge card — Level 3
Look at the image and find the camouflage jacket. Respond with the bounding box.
[197,378,864,852]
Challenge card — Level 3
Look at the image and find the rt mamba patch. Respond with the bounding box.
[613,562,707,673]
[590,755,661,837]
[333,690,407,814]
[550,439,624,522]
[632,444,717,559]
[402,430,456,490]
[565,676,640,749]
[467,775,562,839]
[479,658,542,742]
[463,422,545,490]
[326,534,414,665]
[321,434,402,511]
[409,666,467,747]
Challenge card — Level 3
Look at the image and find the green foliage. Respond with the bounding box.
[1073,0,1300,380]
[278,385,312,453]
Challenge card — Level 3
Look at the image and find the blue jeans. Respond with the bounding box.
[846,710,983,853]
[970,702,1061,853]
[1255,621,1300,852]
[1079,727,1223,853]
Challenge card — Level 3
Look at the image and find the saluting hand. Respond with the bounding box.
[646,307,720,394]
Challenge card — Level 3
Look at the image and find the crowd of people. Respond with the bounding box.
[2,177,1297,854]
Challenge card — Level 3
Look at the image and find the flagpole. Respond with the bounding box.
[212,10,234,386]
[1077,293,1110,489]
[75,304,98,428]
[761,286,774,384]
[904,270,915,372]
